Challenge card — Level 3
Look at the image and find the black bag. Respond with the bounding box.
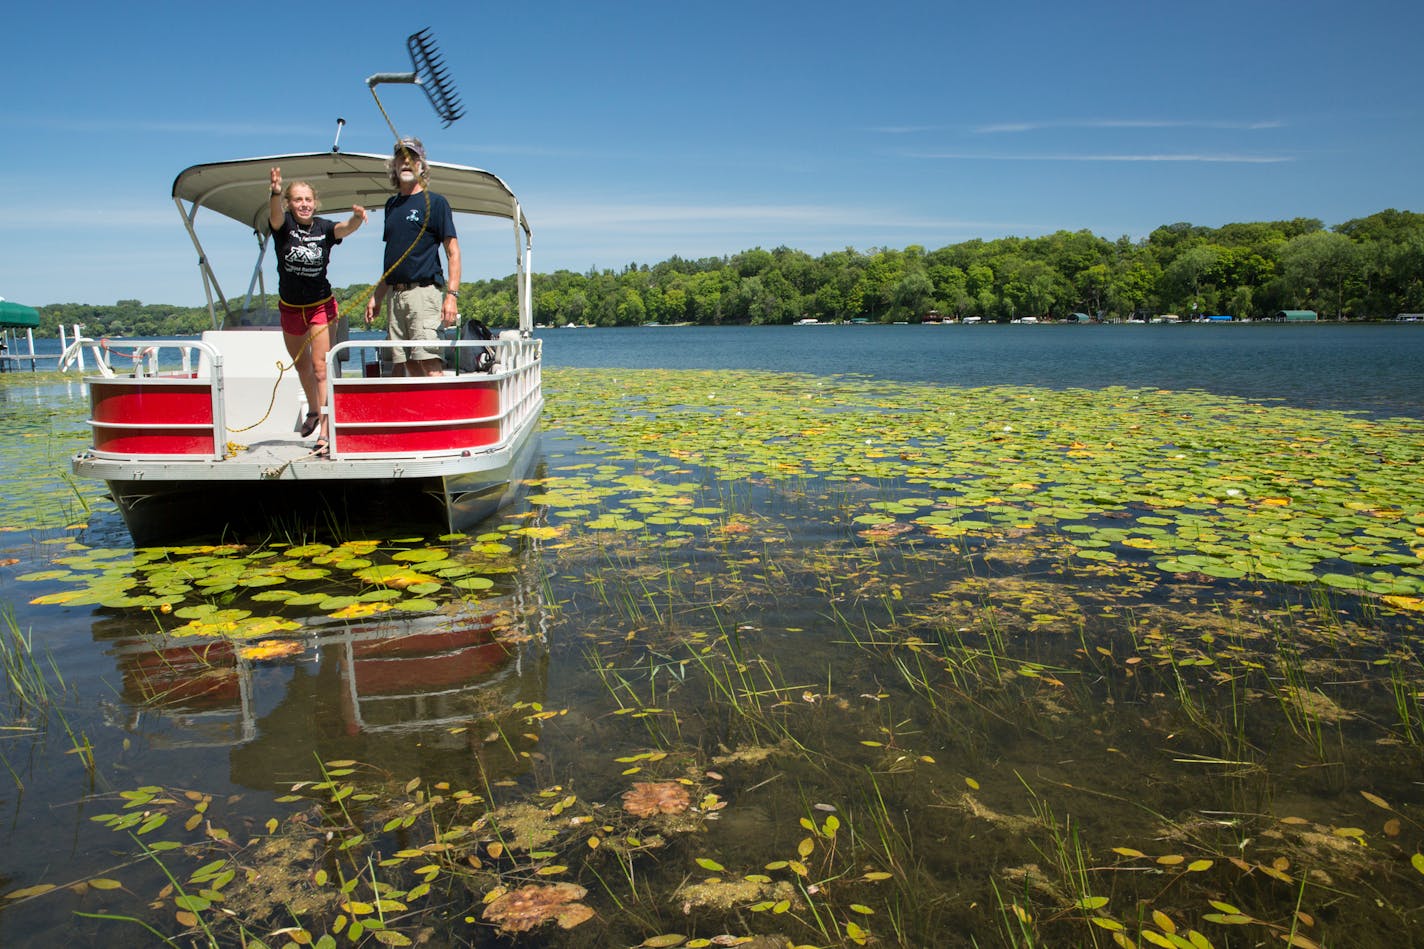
[447,318,495,373]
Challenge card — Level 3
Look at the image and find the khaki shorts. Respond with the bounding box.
[388,284,444,363]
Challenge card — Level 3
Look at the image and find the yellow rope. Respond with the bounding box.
[371,84,403,144]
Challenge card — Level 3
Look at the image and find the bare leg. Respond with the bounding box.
[307,323,332,440]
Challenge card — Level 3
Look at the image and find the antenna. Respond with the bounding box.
[332,117,346,153]
[365,28,465,138]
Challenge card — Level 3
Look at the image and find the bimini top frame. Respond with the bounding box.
[171,151,533,334]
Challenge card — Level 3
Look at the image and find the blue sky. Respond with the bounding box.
[4,0,1421,307]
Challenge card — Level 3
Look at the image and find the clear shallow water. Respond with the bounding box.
[2,325,1422,947]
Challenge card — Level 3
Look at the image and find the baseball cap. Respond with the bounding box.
[394,138,426,162]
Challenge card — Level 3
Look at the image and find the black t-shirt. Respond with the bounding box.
[382,190,457,285]
[272,212,340,305]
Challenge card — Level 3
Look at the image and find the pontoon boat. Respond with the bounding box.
[69,151,542,544]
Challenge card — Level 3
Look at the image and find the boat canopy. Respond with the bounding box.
[173,151,530,235]
[171,152,533,332]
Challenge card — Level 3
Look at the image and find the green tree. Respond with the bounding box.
[889,269,935,322]
[616,287,646,325]
[1075,263,1111,316]
[929,264,970,317]
[1161,244,1223,313]
[1278,231,1361,319]
[1106,258,1159,318]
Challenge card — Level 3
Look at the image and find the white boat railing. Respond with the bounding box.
[324,335,542,459]
[71,337,228,461]
[62,336,203,379]
[71,333,541,464]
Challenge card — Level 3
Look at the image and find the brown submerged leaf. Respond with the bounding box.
[482,883,594,932]
[622,781,691,818]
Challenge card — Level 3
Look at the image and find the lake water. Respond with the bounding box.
[535,322,1424,416]
[2,322,1422,947]
[14,321,1424,415]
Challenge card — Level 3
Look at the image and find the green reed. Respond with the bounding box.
[1,603,60,712]
[991,875,1042,948]
[1266,631,1333,762]
[1386,646,1423,746]
[0,602,92,787]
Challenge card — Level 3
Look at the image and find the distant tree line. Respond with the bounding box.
[40,299,211,337]
[36,287,374,337]
[458,208,1424,327]
[35,210,1424,334]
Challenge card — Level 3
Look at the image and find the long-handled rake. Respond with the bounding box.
[366,28,465,136]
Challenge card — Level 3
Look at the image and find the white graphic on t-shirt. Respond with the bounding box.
[287,243,324,266]
[406,209,421,223]
[283,230,326,277]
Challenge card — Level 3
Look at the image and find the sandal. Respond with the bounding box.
[313,440,329,458]
[300,411,321,437]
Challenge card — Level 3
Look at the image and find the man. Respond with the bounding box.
[364,138,461,376]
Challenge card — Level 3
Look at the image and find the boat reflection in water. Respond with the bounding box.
[96,578,549,789]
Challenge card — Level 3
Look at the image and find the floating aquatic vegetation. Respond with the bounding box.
[623,780,692,818]
[675,874,798,912]
[543,369,1424,601]
[0,387,104,535]
[482,800,563,854]
[483,882,595,933]
[237,639,304,661]
[15,527,527,639]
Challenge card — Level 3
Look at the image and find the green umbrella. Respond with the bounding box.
[0,300,40,328]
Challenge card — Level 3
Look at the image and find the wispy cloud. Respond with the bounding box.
[974,118,1285,134]
[541,202,992,233]
[545,202,846,229]
[903,151,1293,164]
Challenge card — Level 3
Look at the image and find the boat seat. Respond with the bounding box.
[198,329,307,440]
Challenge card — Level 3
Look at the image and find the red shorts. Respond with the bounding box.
[279,297,338,335]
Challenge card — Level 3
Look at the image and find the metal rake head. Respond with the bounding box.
[407,29,464,127]
[366,29,465,129]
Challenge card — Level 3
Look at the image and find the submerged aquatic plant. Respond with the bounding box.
[622,780,692,818]
[481,882,595,933]
[4,368,1424,946]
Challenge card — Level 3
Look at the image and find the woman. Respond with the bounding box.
[269,167,367,453]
